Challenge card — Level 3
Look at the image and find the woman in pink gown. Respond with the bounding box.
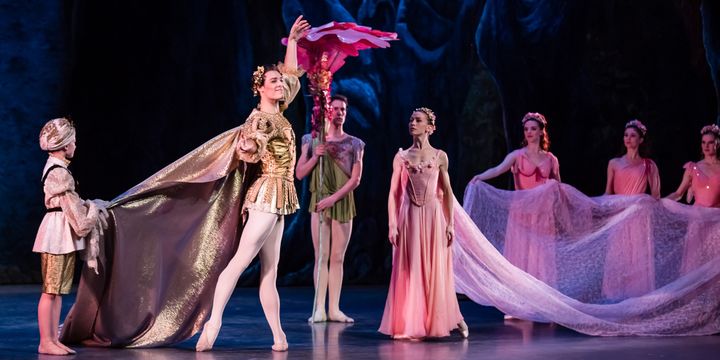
[602,119,661,299]
[380,107,468,340]
[471,112,560,287]
[666,124,720,274]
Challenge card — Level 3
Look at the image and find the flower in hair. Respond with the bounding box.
[701,124,720,137]
[625,119,647,136]
[252,66,265,97]
[414,107,436,124]
[521,112,547,126]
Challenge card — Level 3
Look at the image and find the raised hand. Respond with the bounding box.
[288,15,311,42]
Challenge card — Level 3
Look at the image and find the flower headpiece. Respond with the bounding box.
[521,112,547,127]
[251,66,265,97]
[625,119,647,136]
[700,124,720,137]
[414,107,436,125]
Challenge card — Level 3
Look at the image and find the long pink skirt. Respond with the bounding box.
[379,198,463,338]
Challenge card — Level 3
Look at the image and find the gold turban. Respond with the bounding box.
[39,118,76,152]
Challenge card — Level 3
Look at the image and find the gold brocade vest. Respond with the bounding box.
[243,111,299,215]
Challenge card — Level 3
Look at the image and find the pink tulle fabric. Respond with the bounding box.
[602,159,660,299]
[503,151,561,285]
[379,150,463,338]
[456,180,720,335]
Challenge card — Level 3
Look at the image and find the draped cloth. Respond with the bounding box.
[60,127,249,347]
[454,180,720,335]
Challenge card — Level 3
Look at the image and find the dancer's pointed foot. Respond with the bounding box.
[38,341,69,355]
[327,310,354,323]
[307,310,327,323]
[458,320,469,339]
[55,341,76,354]
[195,322,221,352]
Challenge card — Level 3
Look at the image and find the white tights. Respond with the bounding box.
[206,209,286,345]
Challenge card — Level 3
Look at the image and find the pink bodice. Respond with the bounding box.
[685,162,720,208]
[513,151,558,190]
[611,158,659,195]
[399,150,441,207]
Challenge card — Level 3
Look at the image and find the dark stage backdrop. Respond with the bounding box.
[1,0,718,285]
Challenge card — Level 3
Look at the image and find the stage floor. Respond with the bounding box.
[0,285,717,359]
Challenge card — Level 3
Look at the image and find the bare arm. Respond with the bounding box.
[472,151,517,182]
[283,16,310,72]
[665,165,693,201]
[295,142,324,180]
[552,156,561,182]
[648,160,661,199]
[316,149,364,211]
[438,151,455,247]
[387,154,402,247]
[604,159,615,195]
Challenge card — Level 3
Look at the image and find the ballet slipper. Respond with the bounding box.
[307,310,327,323]
[327,310,354,323]
[503,314,516,320]
[458,320,469,339]
[195,322,221,352]
[38,341,69,355]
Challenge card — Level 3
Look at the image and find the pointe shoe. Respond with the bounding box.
[195,322,220,352]
[328,310,354,323]
[458,321,469,339]
[503,314,516,320]
[38,342,69,356]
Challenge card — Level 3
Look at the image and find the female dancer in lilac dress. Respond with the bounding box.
[471,112,560,287]
[666,124,720,274]
[380,107,468,339]
[602,119,660,299]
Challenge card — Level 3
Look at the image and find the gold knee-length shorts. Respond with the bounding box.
[40,252,76,295]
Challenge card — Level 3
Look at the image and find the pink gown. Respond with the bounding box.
[504,150,559,286]
[602,158,660,299]
[680,161,720,274]
[379,149,463,338]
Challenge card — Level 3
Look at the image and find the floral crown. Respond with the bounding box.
[251,66,266,97]
[701,124,720,137]
[414,107,436,125]
[521,112,547,127]
[625,119,647,136]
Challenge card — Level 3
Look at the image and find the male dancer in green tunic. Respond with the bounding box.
[296,94,365,323]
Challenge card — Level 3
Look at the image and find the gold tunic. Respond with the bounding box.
[237,71,302,215]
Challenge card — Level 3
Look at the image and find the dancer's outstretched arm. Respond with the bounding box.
[472,150,519,182]
[665,166,693,202]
